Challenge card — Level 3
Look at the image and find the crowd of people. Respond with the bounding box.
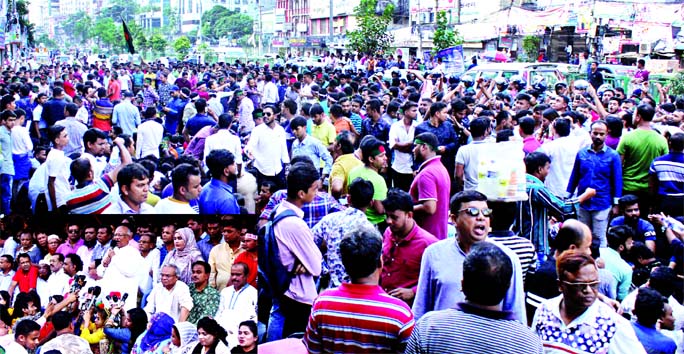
[0,215,258,353]
[0,50,682,353]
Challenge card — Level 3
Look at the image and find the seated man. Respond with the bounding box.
[609,194,657,253]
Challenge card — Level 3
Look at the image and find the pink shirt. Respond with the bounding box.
[382,223,438,297]
[523,136,542,154]
[409,157,451,240]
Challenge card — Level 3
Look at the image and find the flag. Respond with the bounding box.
[122,18,135,54]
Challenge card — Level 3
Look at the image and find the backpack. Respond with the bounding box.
[258,209,298,298]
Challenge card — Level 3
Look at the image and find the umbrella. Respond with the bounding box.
[482,51,510,62]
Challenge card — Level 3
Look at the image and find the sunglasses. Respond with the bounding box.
[457,207,493,217]
[264,112,273,117]
[561,280,600,291]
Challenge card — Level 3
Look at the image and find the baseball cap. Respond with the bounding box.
[170,85,180,91]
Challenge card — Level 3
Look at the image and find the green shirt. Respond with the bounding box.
[616,129,668,192]
[348,165,387,224]
[187,283,221,324]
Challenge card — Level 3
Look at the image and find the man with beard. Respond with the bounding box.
[599,225,634,302]
[197,219,222,262]
[410,132,450,240]
[413,191,526,322]
[245,94,289,189]
[348,137,389,230]
[76,225,98,264]
[187,260,220,325]
[382,189,438,306]
[418,98,432,119]
[609,195,657,253]
[567,120,622,249]
[82,128,109,178]
[532,250,645,353]
[199,149,239,214]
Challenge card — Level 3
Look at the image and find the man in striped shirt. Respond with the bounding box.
[406,242,543,354]
[63,137,131,214]
[305,225,415,353]
[489,201,536,281]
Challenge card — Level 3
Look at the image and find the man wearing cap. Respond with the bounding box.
[112,91,142,136]
[410,132,451,240]
[162,85,187,134]
[236,89,255,134]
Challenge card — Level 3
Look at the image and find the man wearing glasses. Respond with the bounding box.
[99,223,144,311]
[412,190,526,323]
[56,223,83,257]
[532,250,646,353]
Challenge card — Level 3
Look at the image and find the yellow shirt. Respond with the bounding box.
[208,244,243,291]
[329,153,363,195]
[311,120,337,148]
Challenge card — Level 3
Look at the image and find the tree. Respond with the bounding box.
[346,0,394,55]
[36,33,56,49]
[92,17,118,49]
[174,36,191,59]
[214,13,253,41]
[8,0,35,47]
[432,10,462,54]
[162,6,180,36]
[522,35,541,62]
[149,34,167,55]
[73,12,94,44]
[99,0,138,23]
[201,5,234,41]
[197,42,217,63]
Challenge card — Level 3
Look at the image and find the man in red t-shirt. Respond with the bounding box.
[8,253,38,298]
[234,233,257,288]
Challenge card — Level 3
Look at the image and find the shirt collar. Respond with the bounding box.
[417,156,442,171]
[456,302,515,321]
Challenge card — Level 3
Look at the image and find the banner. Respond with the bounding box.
[434,45,465,76]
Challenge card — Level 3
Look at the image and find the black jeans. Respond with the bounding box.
[391,168,414,192]
[280,295,312,338]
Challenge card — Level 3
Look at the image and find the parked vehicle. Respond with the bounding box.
[286,56,326,68]
[462,63,565,90]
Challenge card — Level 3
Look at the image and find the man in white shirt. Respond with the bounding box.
[262,74,279,106]
[245,103,290,189]
[76,225,97,265]
[537,117,588,197]
[138,232,160,307]
[236,90,255,134]
[455,117,492,191]
[154,163,201,214]
[0,255,15,291]
[388,100,418,191]
[203,114,242,174]
[47,253,70,297]
[136,107,164,159]
[215,262,257,346]
[99,223,144,310]
[45,125,72,211]
[144,264,193,322]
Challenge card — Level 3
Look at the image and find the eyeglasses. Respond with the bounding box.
[457,207,493,217]
[264,112,273,117]
[561,280,600,291]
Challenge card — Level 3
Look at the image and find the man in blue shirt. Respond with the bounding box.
[610,194,657,253]
[199,148,240,214]
[290,116,333,181]
[183,98,217,141]
[161,85,187,135]
[567,120,622,248]
[631,287,677,354]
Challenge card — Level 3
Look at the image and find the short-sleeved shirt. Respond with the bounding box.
[311,120,337,147]
[64,175,115,214]
[409,157,451,240]
[348,165,388,224]
[617,129,668,192]
[329,153,363,195]
[185,113,216,137]
[46,149,72,208]
[649,152,684,197]
[609,216,656,243]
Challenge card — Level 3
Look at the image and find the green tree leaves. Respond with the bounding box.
[522,35,541,62]
[346,0,395,55]
[201,5,254,42]
[174,36,191,59]
[432,10,462,54]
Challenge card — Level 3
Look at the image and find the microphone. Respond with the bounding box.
[86,286,101,310]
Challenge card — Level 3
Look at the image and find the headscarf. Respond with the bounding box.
[163,228,202,284]
[171,322,199,354]
[140,312,175,352]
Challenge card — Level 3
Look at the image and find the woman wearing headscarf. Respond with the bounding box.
[131,312,175,354]
[162,228,203,284]
[160,322,198,354]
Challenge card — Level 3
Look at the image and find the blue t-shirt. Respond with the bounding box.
[632,322,676,354]
[185,113,216,136]
[609,216,656,243]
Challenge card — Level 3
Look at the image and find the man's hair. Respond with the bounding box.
[649,266,676,298]
[618,194,639,210]
[205,149,235,179]
[552,118,571,137]
[542,108,559,121]
[286,162,320,199]
[606,225,635,251]
[233,261,250,276]
[48,125,66,144]
[469,117,491,138]
[339,225,383,280]
[282,99,297,115]
[17,253,30,263]
[65,253,83,272]
[117,163,149,191]
[525,151,551,175]
[65,103,79,117]
[192,260,211,274]
[83,128,107,146]
[556,250,596,282]
[52,253,65,263]
[309,103,324,117]
[171,163,201,193]
[51,310,73,331]
[194,98,207,112]
[359,136,384,165]
[382,188,414,213]
[348,178,373,209]
[634,287,666,327]
[488,201,516,231]
[366,98,382,114]
[463,242,512,306]
[289,116,307,130]
[14,319,40,340]
[519,117,536,135]
[670,132,684,152]
[70,158,92,183]
[217,113,231,129]
[449,190,487,215]
[554,220,589,252]
[329,104,344,118]
[0,254,13,264]
[636,103,655,122]
[336,130,356,154]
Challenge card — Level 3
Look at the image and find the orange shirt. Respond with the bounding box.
[333,117,353,134]
[234,250,257,288]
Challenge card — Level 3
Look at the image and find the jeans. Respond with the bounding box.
[578,207,611,248]
[267,296,284,342]
[0,174,12,215]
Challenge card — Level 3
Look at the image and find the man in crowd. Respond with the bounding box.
[200,149,240,214]
[209,218,243,291]
[600,225,634,302]
[104,162,155,214]
[348,137,388,228]
[100,223,144,310]
[609,195,657,252]
[144,264,193,322]
[187,260,220,325]
[155,163,202,214]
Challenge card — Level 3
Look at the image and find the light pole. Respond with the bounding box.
[328,0,333,50]
[418,0,422,57]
